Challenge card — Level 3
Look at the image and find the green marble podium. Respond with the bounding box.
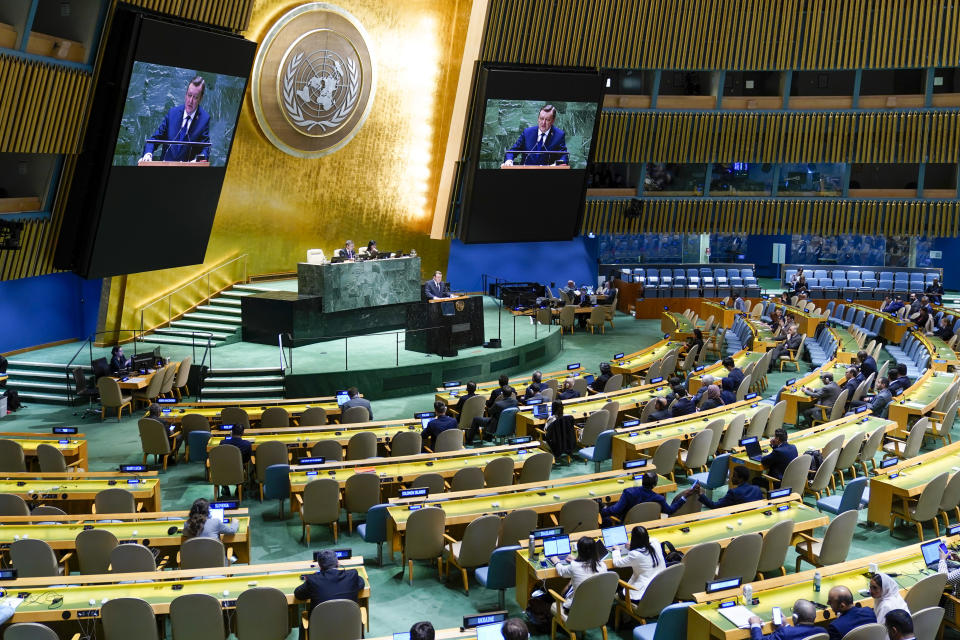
[297,256,421,313]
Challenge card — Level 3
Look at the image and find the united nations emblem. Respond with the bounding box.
[252,3,376,158]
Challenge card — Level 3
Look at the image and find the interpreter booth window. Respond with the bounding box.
[710,234,748,263]
[791,234,887,266]
[849,163,919,194]
[597,233,698,264]
[778,163,844,196]
[645,163,706,195]
[924,164,958,192]
[586,163,633,188]
[709,162,773,195]
[603,69,656,95]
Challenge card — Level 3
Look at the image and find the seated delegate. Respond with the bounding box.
[697,465,762,509]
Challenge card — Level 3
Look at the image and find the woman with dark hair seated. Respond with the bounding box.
[183,497,238,539]
[613,525,666,602]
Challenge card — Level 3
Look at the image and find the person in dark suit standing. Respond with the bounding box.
[421,401,458,450]
[800,372,841,426]
[467,387,518,443]
[720,357,744,393]
[451,381,477,416]
[826,585,876,640]
[140,76,211,163]
[926,278,944,304]
[294,549,365,621]
[760,428,798,483]
[342,387,373,420]
[425,271,449,300]
[502,105,568,167]
[747,599,822,640]
[698,465,763,508]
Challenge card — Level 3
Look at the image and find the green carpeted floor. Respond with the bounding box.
[3,308,957,639]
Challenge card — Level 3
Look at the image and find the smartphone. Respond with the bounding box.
[772,607,782,626]
[940,542,950,555]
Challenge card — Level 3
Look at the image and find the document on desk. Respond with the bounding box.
[0,596,24,624]
[718,604,755,628]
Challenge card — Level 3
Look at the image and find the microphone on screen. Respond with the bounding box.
[167,526,181,535]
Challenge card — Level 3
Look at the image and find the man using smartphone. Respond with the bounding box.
[748,599,821,639]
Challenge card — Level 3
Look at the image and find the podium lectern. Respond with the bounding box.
[405,296,484,357]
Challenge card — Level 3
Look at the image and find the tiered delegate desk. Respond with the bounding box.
[778,360,851,425]
[0,508,251,565]
[846,303,913,343]
[385,471,677,554]
[162,398,343,425]
[661,311,695,339]
[867,438,960,528]
[687,541,938,639]
[741,318,778,352]
[7,557,369,625]
[514,494,826,607]
[609,338,686,379]
[0,432,87,469]
[769,302,825,337]
[287,444,540,506]
[701,301,742,330]
[916,332,960,372]
[687,350,766,394]
[886,369,958,429]
[434,365,585,405]
[514,380,673,437]
[611,399,771,468]
[0,471,161,514]
[825,326,863,363]
[735,413,897,475]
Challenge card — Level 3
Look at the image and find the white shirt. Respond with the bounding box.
[181,110,195,132]
[612,538,666,600]
[555,558,608,609]
[536,128,550,146]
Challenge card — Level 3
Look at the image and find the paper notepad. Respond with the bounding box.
[718,605,754,628]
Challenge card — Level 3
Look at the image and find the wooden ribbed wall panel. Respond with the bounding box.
[482,0,959,70]
[0,55,90,154]
[581,199,960,238]
[593,111,960,164]
[121,0,254,32]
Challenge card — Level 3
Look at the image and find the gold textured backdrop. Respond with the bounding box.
[104,0,472,335]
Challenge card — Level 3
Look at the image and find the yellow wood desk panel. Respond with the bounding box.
[207,421,421,454]
[164,401,342,425]
[886,370,956,429]
[0,433,87,468]
[514,496,824,607]
[848,304,912,344]
[434,365,584,397]
[0,477,161,513]
[609,340,684,377]
[687,350,764,395]
[778,360,847,425]
[687,542,933,640]
[701,301,742,330]
[867,438,960,527]
[611,400,768,468]
[9,559,369,623]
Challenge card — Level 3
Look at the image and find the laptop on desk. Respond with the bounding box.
[740,436,763,461]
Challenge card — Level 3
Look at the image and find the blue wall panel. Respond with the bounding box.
[0,273,101,353]
[446,238,599,295]
[743,234,791,280]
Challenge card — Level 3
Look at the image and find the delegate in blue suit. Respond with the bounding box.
[140,76,211,163]
[502,105,568,166]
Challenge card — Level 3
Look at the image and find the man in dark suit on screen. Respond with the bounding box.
[502,105,568,167]
[140,76,211,163]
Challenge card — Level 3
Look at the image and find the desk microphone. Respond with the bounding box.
[167,526,181,535]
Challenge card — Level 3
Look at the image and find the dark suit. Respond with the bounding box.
[889,376,911,395]
[699,398,724,411]
[525,382,542,399]
[699,483,763,509]
[749,623,824,640]
[827,606,876,640]
[721,368,744,393]
[425,279,447,300]
[851,389,892,417]
[422,415,458,449]
[671,397,696,417]
[294,568,365,615]
[558,389,580,400]
[769,334,802,368]
[648,408,673,423]
[761,443,798,480]
[601,486,687,521]
[341,248,356,260]
[220,436,253,464]
[590,373,611,393]
[110,354,127,375]
[468,396,518,442]
[935,325,954,342]
[859,356,877,380]
[720,389,736,404]
[504,126,568,165]
[144,105,211,162]
[882,301,904,313]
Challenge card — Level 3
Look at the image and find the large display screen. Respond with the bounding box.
[55,8,256,278]
[457,67,603,243]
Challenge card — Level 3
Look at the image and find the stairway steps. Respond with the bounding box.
[207,367,284,375]
[8,360,90,372]
[202,386,285,395]
[179,313,241,325]
[170,320,239,334]
[8,380,72,392]
[5,369,70,381]
[14,392,73,404]
[211,296,244,306]
[198,303,242,315]
[139,335,202,347]
[204,376,284,386]
[154,327,232,341]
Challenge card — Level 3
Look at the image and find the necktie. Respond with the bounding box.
[173,115,191,160]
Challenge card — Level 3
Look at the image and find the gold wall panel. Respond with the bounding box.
[104,0,472,334]
[482,0,958,70]
[593,111,960,164]
[582,198,960,238]
[122,0,255,32]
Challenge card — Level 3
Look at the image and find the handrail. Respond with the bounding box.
[136,254,249,336]
[278,333,292,374]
